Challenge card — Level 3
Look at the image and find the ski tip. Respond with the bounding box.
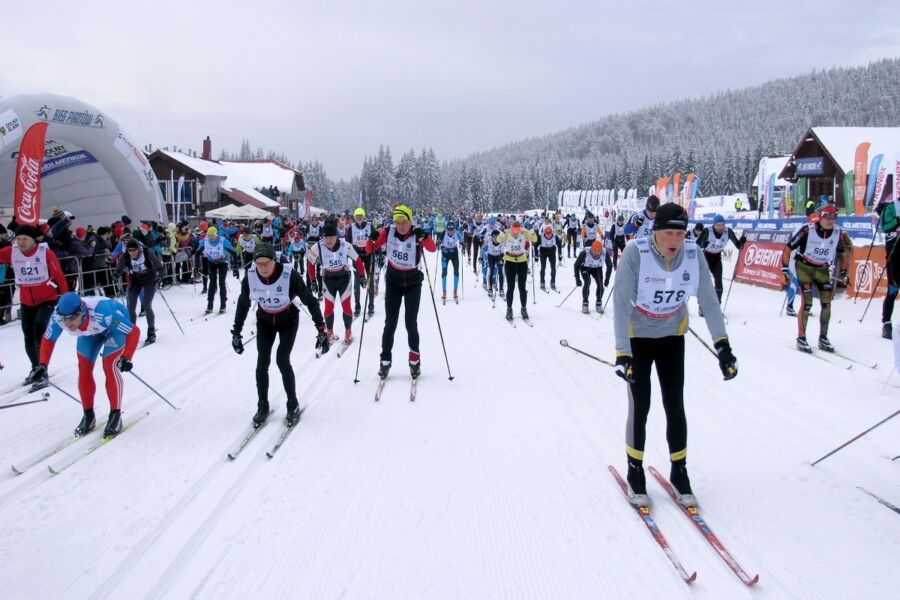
[684,571,698,584]
[744,574,760,586]
[11,465,24,475]
[47,465,60,475]
[265,452,274,459]
[226,454,237,461]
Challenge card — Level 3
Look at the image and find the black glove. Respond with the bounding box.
[233,268,240,279]
[614,355,635,383]
[116,357,133,372]
[414,228,428,244]
[714,339,738,380]
[576,277,582,286]
[315,327,330,355]
[231,328,244,355]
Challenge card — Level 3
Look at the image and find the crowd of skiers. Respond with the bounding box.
[1,194,895,510]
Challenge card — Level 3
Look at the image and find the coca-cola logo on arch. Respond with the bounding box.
[17,157,41,222]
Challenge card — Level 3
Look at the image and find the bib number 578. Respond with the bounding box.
[653,290,685,304]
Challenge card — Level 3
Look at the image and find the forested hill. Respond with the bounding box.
[442,58,900,206]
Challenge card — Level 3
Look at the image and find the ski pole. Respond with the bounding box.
[558,339,616,368]
[810,407,900,466]
[556,284,579,308]
[0,397,48,410]
[531,260,536,304]
[156,289,185,335]
[352,272,374,384]
[460,254,464,300]
[423,255,455,381]
[687,326,717,358]
[854,209,884,303]
[48,381,82,405]
[722,242,744,314]
[129,371,179,410]
[602,282,615,313]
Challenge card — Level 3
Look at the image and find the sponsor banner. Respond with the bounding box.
[35,102,105,129]
[42,149,98,178]
[734,233,786,289]
[14,122,49,226]
[0,108,24,149]
[795,156,825,176]
[853,142,871,216]
[113,128,154,192]
[849,246,887,299]
[690,216,875,241]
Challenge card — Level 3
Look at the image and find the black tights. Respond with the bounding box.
[380,278,422,362]
[255,315,298,408]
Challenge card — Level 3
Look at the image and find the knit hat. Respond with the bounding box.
[75,227,87,238]
[321,223,338,237]
[125,239,141,250]
[393,205,413,222]
[591,240,604,253]
[206,226,218,236]
[646,195,661,212]
[254,242,276,260]
[13,225,42,240]
[121,215,132,225]
[712,214,725,225]
[652,203,689,231]
[354,207,366,217]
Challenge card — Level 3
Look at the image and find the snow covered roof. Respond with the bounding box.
[219,160,300,193]
[811,127,900,174]
[156,149,228,178]
[220,186,280,209]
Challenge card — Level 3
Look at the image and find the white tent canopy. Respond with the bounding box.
[205,203,272,220]
[0,93,165,226]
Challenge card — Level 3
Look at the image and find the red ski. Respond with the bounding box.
[608,466,697,584]
[649,466,759,586]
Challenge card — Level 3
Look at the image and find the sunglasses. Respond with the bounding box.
[820,213,837,220]
[61,312,83,322]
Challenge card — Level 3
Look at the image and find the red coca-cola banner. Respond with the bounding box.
[734,230,792,290]
[14,122,49,225]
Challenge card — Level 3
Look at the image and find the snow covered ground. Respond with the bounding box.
[0,254,897,599]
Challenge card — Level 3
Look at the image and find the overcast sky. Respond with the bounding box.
[3,0,899,179]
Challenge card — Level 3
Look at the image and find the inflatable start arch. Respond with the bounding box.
[0,93,165,227]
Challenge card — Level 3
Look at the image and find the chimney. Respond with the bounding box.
[202,136,212,161]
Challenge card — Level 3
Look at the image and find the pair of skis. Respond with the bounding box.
[374,376,417,402]
[226,406,307,460]
[609,465,759,586]
[506,316,534,328]
[11,411,150,475]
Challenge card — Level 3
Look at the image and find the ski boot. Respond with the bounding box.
[103,409,123,438]
[409,352,421,379]
[205,307,213,315]
[24,365,40,386]
[818,336,835,353]
[327,329,337,343]
[285,400,303,427]
[785,304,796,317]
[145,328,157,345]
[883,322,893,340]
[796,336,812,353]
[520,307,529,320]
[626,459,649,507]
[540,282,546,291]
[74,409,96,436]
[441,291,447,301]
[596,301,603,314]
[506,306,514,321]
[453,291,459,302]
[551,284,558,292]
[218,306,227,315]
[582,302,590,314]
[344,329,354,344]
[670,460,697,508]
[253,401,271,427]
[378,360,392,379]
[354,304,361,317]
[367,305,375,318]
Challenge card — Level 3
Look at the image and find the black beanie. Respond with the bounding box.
[321,223,338,237]
[254,242,276,260]
[125,239,141,250]
[646,195,660,212]
[652,203,688,231]
[14,225,42,240]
